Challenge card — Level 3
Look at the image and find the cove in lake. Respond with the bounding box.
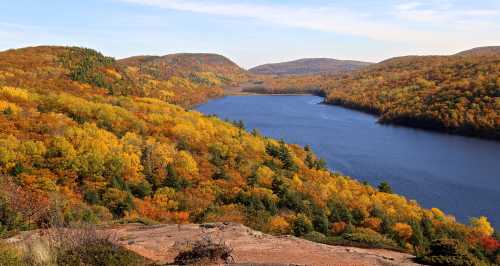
[197,95,500,227]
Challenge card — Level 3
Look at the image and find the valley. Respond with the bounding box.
[246,47,500,140]
[2,1,499,264]
[0,45,498,266]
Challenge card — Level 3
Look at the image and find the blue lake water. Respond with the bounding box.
[197,95,500,228]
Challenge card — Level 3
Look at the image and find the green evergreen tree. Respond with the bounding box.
[378,181,393,193]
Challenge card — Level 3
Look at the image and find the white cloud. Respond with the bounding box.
[120,1,393,38]
[119,0,500,49]
[396,1,423,11]
[394,0,500,25]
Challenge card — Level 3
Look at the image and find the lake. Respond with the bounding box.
[197,95,500,228]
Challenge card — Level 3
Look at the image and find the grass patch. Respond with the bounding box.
[48,228,150,266]
[304,228,404,252]
[1,227,152,266]
[0,244,23,266]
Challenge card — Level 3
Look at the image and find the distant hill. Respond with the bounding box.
[117,55,161,67]
[454,46,500,57]
[323,49,500,139]
[119,53,248,85]
[0,46,229,107]
[249,58,372,76]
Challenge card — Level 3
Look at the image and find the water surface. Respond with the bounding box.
[197,95,500,227]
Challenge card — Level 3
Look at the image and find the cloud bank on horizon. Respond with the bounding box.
[0,0,499,67]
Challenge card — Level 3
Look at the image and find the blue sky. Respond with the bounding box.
[1,0,499,68]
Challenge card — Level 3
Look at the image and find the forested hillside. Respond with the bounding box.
[242,58,370,95]
[249,58,371,76]
[120,53,247,82]
[324,52,500,139]
[0,46,499,265]
[119,53,248,103]
[241,74,326,95]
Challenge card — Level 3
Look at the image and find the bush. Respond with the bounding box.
[2,228,151,266]
[174,237,234,265]
[327,198,353,224]
[55,238,146,266]
[236,190,277,215]
[130,181,153,199]
[312,214,329,234]
[293,214,313,237]
[417,239,486,266]
[279,190,306,213]
[344,228,399,250]
[304,231,326,242]
[378,182,393,194]
[46,227,149,266]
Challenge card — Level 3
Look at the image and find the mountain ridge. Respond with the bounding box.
[119,52,248,85]
[249,58,372,76]
[454,46,500,56]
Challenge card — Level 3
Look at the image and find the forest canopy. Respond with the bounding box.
[323,54,500,139]
[0,46,499,265]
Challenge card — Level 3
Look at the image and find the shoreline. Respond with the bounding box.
[212,91,500,142]
[225,92,315,96]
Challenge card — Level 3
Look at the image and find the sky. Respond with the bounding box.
[1,0,499,68]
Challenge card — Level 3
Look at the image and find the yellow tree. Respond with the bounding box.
[470,216,494,236]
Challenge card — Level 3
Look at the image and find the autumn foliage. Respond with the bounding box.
[323,54,500,139]
[0,46,498,265]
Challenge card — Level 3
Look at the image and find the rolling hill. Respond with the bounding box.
[0,46,499,266]
[454,46,500,57]
[249,58,372,76]
[323,48,500,139]
[119,53,249,86]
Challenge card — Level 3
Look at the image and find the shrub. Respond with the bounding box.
[174,237,234,265]
[130,181,152,199]
[378,181,393,193]
[268,216,291,235]
[362,217,382,232]
[278,190,306,213]
[312,214,329,234]
[327,198,353,224]
[0,227,148,266]
[344,228,399,249]
[292,214,313,237]
[331,222,348,235]
[393,222,413,242]
[47,227,149,266]
[417,239,486,266]
[55,238,146,266]
[304,231,326,242]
